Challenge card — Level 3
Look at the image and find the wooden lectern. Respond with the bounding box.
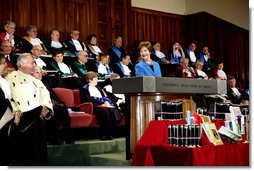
[112,77,227,159]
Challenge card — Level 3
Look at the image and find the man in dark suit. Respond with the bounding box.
[227,75,241,104]
[65,29,87,57]
[111,55,133,78]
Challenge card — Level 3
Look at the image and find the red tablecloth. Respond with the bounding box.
[131,120,249,166]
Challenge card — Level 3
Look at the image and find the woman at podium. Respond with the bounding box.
[135,41,162,76]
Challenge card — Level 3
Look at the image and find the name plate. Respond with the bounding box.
[112,77,227,94]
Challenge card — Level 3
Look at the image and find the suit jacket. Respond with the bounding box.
[65,39,86,57]
[22,36,50,54]
[70,60,88,78]
[0,33,24,52]
[86,44,103,60]
[43,39,66,54]
[135,59,162,76]
[184,48,199,67]
[0,88,12,119]
[227,87,241,104]
[107,45,126,67]
[80,84,119,107]
[112,62,132,78]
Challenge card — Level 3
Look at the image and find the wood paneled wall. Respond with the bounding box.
[128,7,185,54]
[184,12,249,82]
[0,0,96,43]
[0,1,249,82]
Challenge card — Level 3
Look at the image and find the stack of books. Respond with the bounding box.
[155,101,183,120]
[168,124,202,147]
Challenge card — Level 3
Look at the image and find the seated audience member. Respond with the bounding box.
[226,75,242,104]
[31,45,47,69]
[213,60,227,80]
[32,66,73,145]
[86,34,103,60]
[184,42,198,67]
[44,29,71,55]
[168,41,185,65]
[97,54,113,79]
[22,25,49,54]
[107,36,127,67]
[150,41,167,63]
[0,40,16,73]
[193,60,208,79]
[199,46,215,75]
[32,45,63,88]
[65,29,87,57]
[135,41,162,76]
[80,71,122,140]
[0,20,23,52]
[103,73,126,108]
[71,50,91,80]
[49,49,83,89]
[112,55,132,78]
[175,58,195,78]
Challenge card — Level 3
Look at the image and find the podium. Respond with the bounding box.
[112,76,227,158]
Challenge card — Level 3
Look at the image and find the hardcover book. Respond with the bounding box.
[202,122,224,146]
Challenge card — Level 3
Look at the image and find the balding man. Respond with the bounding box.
[31,45,47,69]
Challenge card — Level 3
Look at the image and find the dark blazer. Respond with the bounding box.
[80,84,119,107]
[227,87,242,104]
[43,39,66,54]
[86,44,103,60]
[184,48,199,67]
[0,88,12,119]
[65,39,85,57]
[107,45,126,67]
[70,60,88,78]
[135,59,162,76]
[111,62,127,78]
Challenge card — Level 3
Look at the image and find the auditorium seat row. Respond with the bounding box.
[52,88,126,128]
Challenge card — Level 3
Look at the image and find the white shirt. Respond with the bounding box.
[120,62,131,76]
[92,45,102,54]
[51,41,63,48]
[217,70,227,80]
[98,63,108,75]
[72,39,83,51]
[204,55,208,62]
[189,51,196,63]
[89,86,103,98]
[155,51,166,59]
[182,69,193,77]
[231,87,241,96]
[5,33,15,47]
[58,62,71,74]
[196,69,208,79]
[104,84,125,101]
[30,37,43,46]
[0,76,11,99]
[34,57,47,69]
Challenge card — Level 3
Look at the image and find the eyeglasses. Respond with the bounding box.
[31,30,37,33]
[2,46,12,48]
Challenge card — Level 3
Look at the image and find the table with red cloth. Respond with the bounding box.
[131,120,249,166]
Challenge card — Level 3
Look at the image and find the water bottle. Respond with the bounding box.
[186,110,191,124]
